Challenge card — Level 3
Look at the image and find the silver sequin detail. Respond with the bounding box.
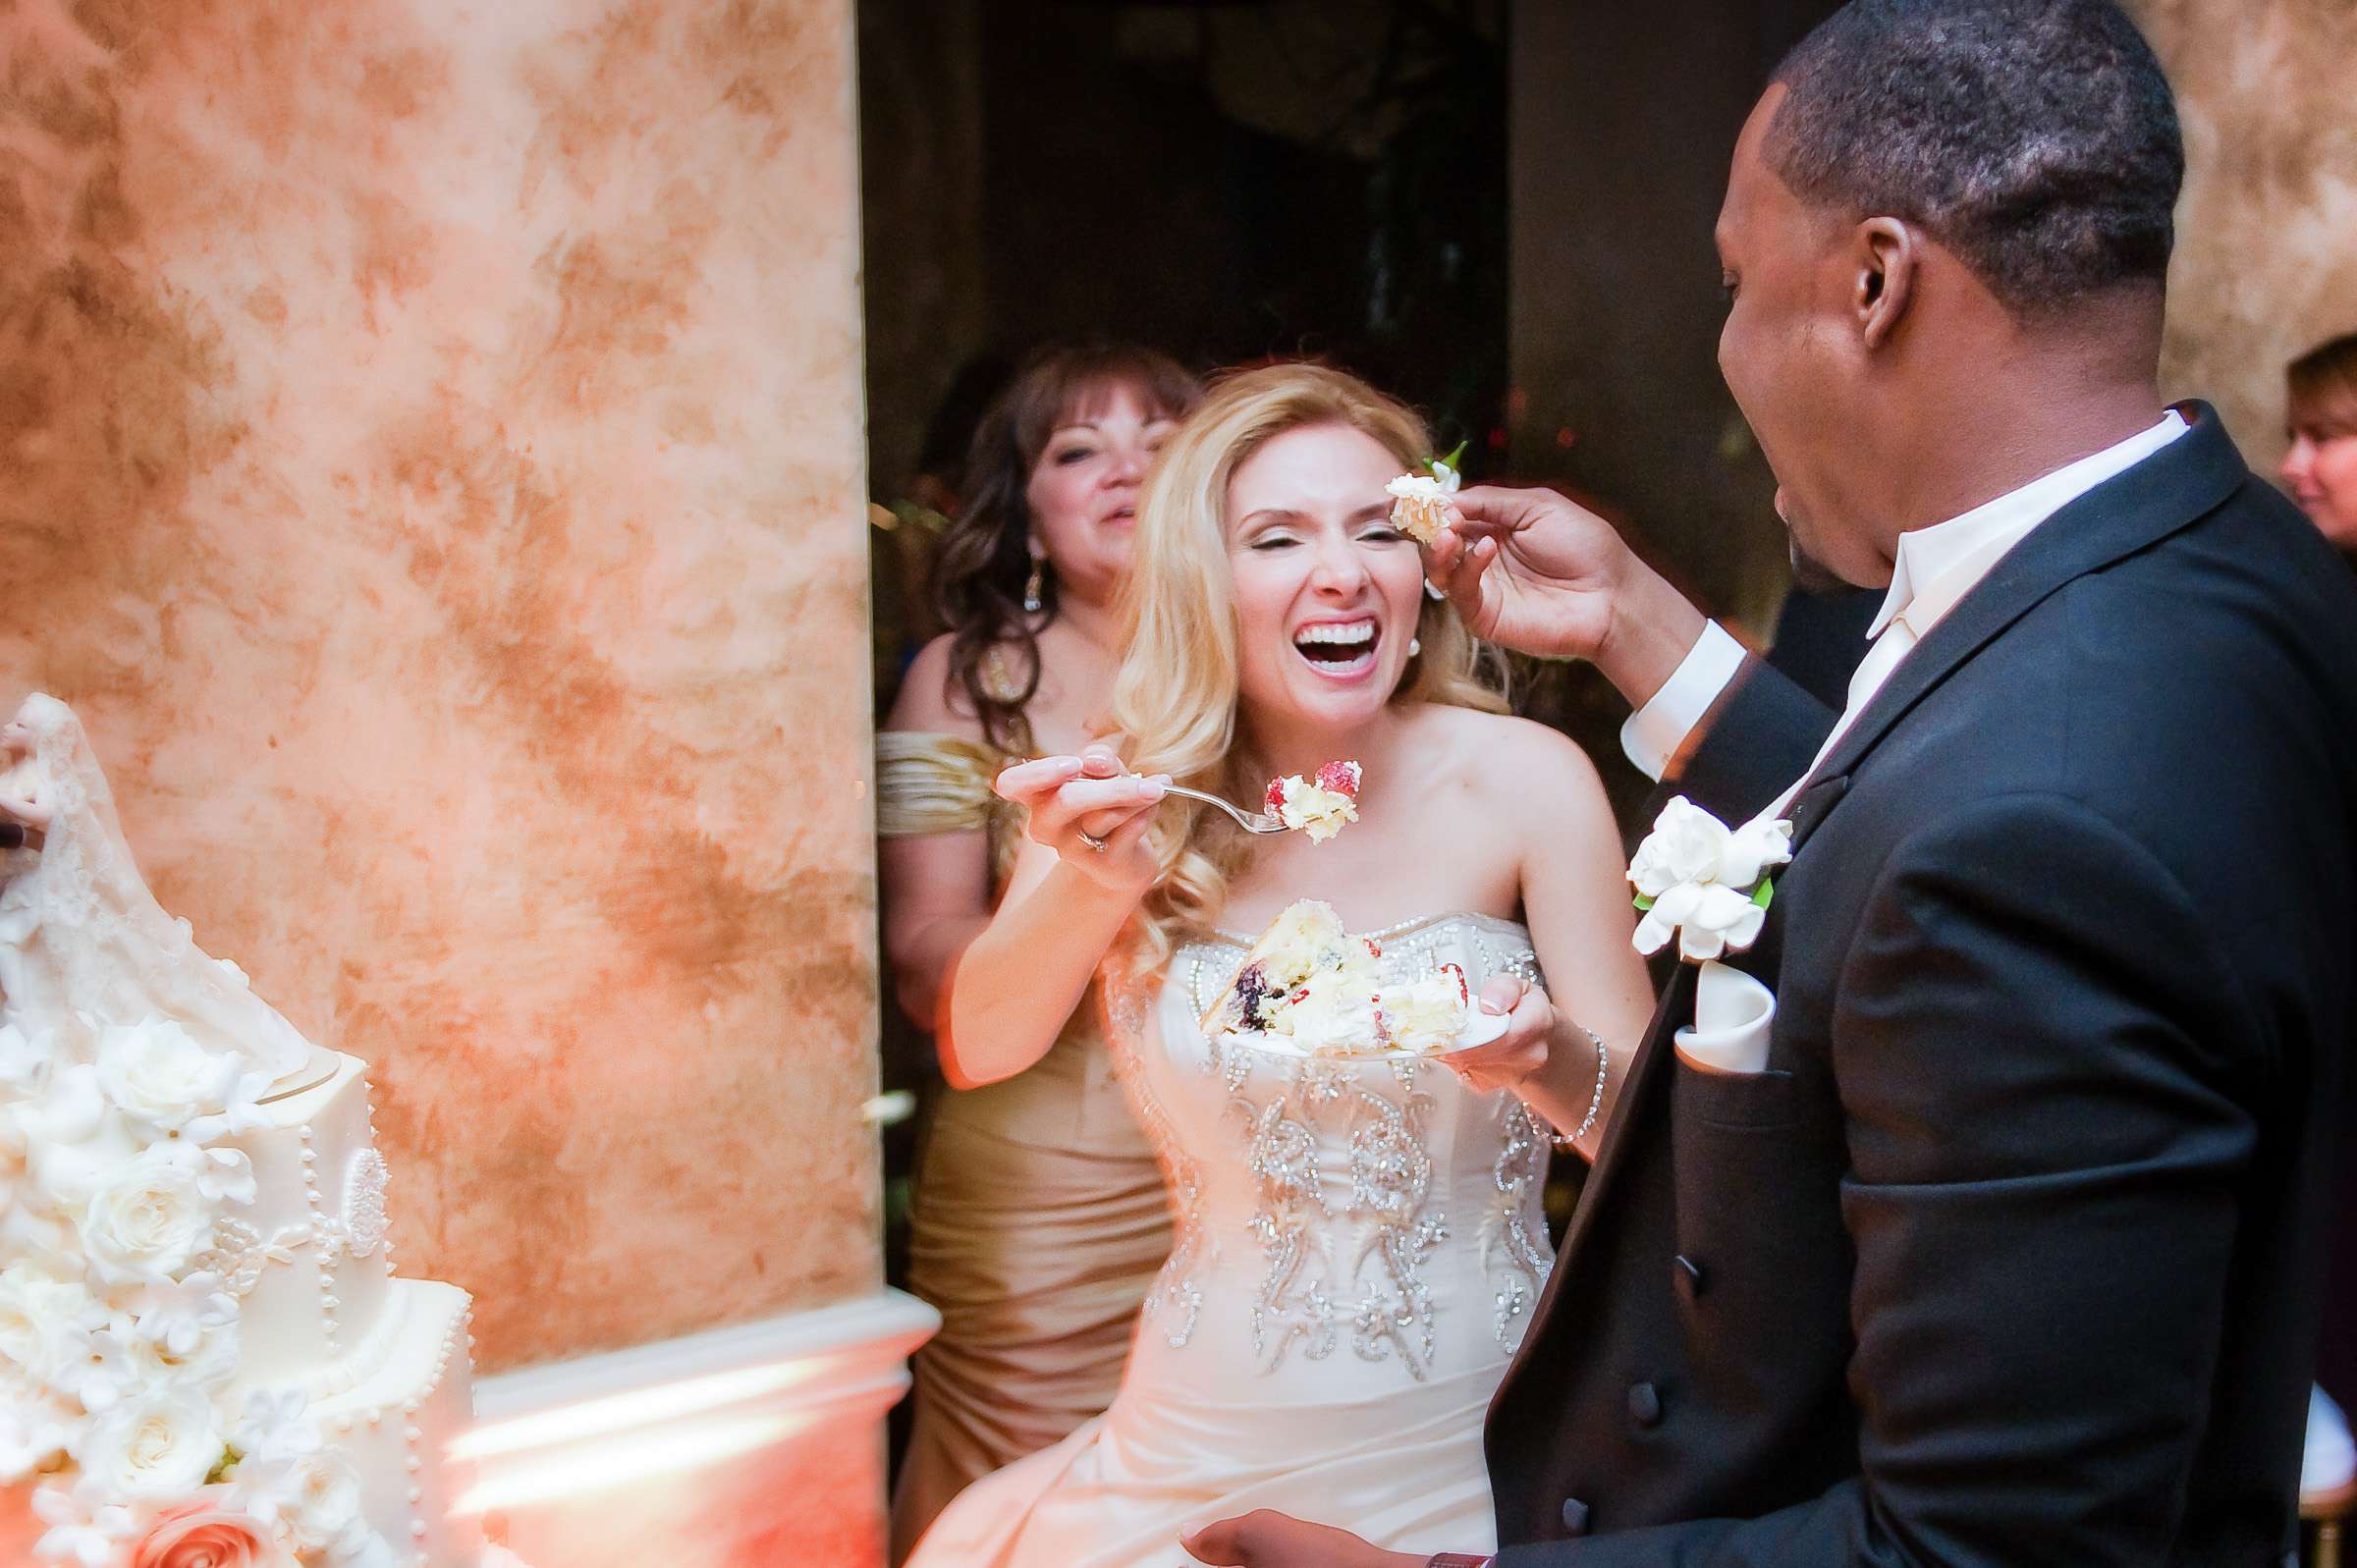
[1486,1103,1550,1349]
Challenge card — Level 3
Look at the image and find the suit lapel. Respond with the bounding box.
[1785,404,2248,857]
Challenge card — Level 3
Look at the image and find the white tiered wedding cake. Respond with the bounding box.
[0,694,491,1568]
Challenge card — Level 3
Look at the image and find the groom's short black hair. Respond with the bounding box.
[1766,0,2183,318]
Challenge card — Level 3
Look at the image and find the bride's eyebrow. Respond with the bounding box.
[1235,509,1304,530]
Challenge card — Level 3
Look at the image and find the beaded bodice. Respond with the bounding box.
[1107,912,1554,1393]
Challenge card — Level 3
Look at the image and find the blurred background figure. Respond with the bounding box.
[2284,331,2357,559]
[875,342,1200,1558]
[2286,329,2357,1555]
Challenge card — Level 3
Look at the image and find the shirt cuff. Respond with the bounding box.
[1617,620,1747,781]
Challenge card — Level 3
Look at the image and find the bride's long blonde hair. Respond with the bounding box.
[1108,363,1507,975]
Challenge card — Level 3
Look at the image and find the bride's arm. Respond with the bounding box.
[940,750,1168,1088]
[1450,724,1655,1162]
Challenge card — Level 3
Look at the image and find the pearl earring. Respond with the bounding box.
[1408,637,1422,657]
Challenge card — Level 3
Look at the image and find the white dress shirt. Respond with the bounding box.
[1620,410,2191,783]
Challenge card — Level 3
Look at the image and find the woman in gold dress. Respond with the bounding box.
[880,343,1201,1558]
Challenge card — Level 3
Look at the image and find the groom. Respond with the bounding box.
[1185,2,2357,1566]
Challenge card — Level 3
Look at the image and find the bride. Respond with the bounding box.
[904,363,1653,1566]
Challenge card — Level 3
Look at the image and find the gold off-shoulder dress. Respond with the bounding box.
[878,730,1173,1561]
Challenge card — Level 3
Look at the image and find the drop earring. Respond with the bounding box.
[1022,558,1045,615]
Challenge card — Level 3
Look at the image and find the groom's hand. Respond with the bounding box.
[1430,485,1707,710]
[1180,1511,1425,1568]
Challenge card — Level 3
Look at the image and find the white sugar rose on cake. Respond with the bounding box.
[0,694,510,1568]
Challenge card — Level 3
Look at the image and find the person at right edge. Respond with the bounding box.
[1180,3,2357,1566]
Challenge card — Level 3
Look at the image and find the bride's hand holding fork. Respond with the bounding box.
[995,742,1169,898]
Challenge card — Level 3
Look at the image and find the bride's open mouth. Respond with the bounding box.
[1292,617,1379,678]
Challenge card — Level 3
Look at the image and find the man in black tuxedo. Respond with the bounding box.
[1184,2,2357,1565]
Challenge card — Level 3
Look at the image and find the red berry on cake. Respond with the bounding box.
[1314,759,1363,798]
[1265,761,1364,843]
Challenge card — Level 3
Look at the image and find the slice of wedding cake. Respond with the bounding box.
[0,695,490,1568]
[1200,899,1471,1056]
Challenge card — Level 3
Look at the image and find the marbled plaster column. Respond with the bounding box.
[0,0,878,1378]
[2127,0,2357,471]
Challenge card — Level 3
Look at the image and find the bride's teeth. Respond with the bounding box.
[1295,622,1376,647]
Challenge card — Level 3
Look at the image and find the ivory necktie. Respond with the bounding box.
[1755,610,1919,830]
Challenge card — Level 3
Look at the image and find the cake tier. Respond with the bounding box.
[303,1277,482,1568]
[213,1053,402,1394]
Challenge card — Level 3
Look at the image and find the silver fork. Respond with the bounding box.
[1016,758,1296,835]
[1156,782,1292,834]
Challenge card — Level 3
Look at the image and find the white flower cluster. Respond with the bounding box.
[0,1018,393,1568]
[1627,797,1794,962]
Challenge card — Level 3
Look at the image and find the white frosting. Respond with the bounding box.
[220,1057,483,1567]
[1385,968,1470,1054]
[1272,774,1359,842]
[212,1054,398,1390]
[1268,963,1384,1053]
[307,1279,481,1568]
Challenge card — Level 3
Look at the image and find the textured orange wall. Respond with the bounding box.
[0,0,879,1372]
[2129,0,2357,470]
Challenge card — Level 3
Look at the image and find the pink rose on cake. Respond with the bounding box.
[130,1494,293,1568]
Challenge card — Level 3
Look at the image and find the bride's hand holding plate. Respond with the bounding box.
[1438,972,1555,1096]
[996,742,1167,895]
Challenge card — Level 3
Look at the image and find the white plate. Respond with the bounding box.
[1219,1006,1510,1062]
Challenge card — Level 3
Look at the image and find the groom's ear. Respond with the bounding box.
[1853,217,1918,351]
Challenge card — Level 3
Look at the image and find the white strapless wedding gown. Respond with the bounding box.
[907,912,1554,1567]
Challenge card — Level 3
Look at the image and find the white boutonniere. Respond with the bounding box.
[1627,796,1791,961]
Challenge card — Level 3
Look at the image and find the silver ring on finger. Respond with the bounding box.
[1076,828,1110,853]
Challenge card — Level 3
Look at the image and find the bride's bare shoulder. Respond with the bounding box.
[1405,706,1613,826]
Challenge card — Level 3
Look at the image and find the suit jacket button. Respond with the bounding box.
[1628,1380,1663,1428]
[1673,1255,1705,1300]
[1561,1497,1591,1537]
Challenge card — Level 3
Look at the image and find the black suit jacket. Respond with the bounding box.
[1487,407,2357,1567]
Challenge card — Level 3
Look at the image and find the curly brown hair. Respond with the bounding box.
[931,342,1201,749]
